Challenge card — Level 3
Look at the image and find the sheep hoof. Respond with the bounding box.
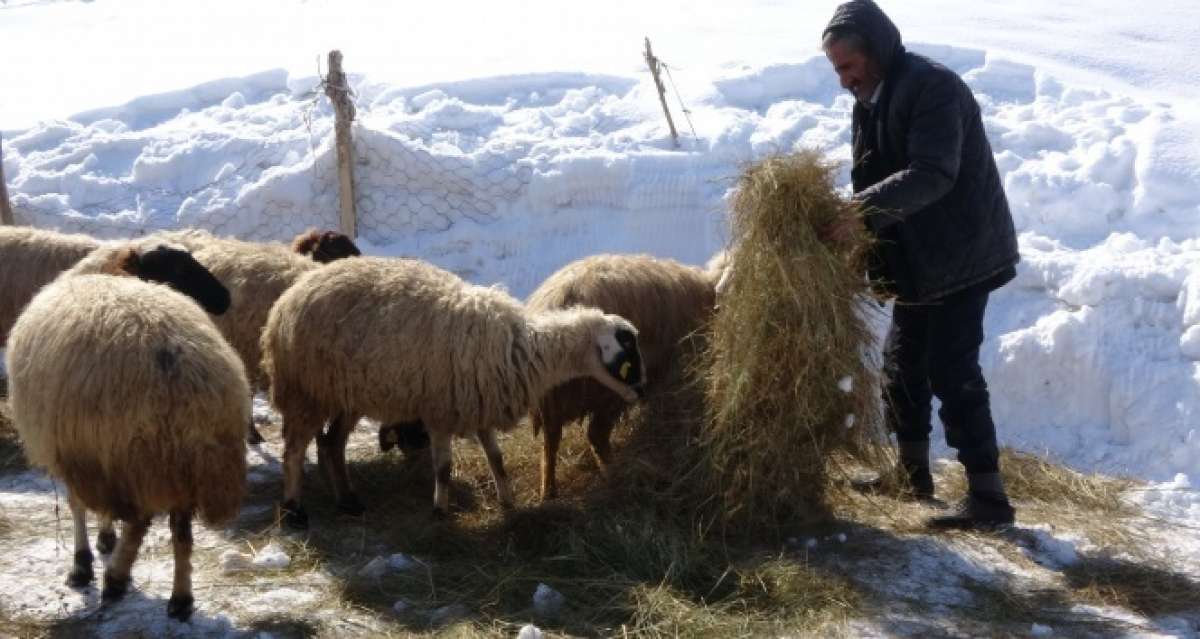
[101,573,130,604]
[279,500,309,530]
[166,593,194,622]
[96,529,117,555]
[66,551,94,587]
[378,426,398,452]
[337,495,365,516]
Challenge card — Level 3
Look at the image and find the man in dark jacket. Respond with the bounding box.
[822,0,1019,529]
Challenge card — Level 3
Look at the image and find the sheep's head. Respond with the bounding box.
[292,229,362,263]
[589,314,646,403]
[103,244,231,315]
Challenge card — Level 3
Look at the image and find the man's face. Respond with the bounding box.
[826,39,881,103]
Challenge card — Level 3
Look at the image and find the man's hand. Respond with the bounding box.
[819,210,865,245]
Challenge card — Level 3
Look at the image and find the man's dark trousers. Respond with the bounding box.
[884,285,1000,475]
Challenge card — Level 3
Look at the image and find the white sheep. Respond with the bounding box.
[5,240,249,621]
[524,254,719,499]
[261,256,647,526]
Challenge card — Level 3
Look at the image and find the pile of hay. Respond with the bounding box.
[693,150,890,536]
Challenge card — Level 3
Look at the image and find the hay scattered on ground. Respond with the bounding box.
[1065,554,1200,617]
[692,151,889,537]
[940,449,1136,515]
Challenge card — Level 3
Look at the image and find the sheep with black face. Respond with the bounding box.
[524,254,719,499]
[6,241,249,621]
[379,252,728,498]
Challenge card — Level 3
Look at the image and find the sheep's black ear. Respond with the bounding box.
[291,229,321,257]
[314,231,361,262]
[615,328,638,351]
[138,245,231,315]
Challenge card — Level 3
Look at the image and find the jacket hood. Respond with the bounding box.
[823,1,905,75]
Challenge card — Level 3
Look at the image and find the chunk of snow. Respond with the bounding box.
[517,624,544,639]
[430,603,468,626]
[1181,325,1200,359]
[252,543,291,570]
[221,91,246,109]
[1020,527,1080,569]
[388,552,419,571]
[219,549,253,574]
[533,583,566,617]
[359,556,389,579]
[1031,622,1053,636]
[361,553,421,578]
[837,376,853,393]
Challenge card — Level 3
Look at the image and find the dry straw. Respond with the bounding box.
[693,150,890,537]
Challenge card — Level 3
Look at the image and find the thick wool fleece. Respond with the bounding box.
[6,274,249,524]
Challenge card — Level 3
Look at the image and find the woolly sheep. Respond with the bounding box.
[261,256,647,526]
[524,254,718,499]
[70,228,360,549]
[0,226,101,345]
[69,228,360,444]
[376,250,732,460]
[5,241,248,621]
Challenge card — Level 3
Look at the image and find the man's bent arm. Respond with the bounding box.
[856,73,963,232]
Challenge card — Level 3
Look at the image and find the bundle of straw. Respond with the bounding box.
[695,150,889,535]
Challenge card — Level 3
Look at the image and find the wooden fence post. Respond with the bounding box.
[0,133,14,226]
[644,38,679,149]
[325,50,357,238]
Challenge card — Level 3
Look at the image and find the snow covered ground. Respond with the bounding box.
[2,0,1200,636]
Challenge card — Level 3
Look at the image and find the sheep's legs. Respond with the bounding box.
[247,418,265,445]
[586,404,622,471]
[539,420,564,501]
[429,429,454,517]
[317,412,364,516]
[245,390,265,444]
[101,515,151,604]
[166,510,195,621]
[66,490,94,587]
[280,411,322,529]
[96,513,117,555]
[476,429,515,509]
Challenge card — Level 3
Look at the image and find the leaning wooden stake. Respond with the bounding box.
[0,134,14,225]
[325,50,357,238]
[644,38,679,149]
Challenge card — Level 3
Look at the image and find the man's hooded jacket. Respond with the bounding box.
[825,0,1018,301]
